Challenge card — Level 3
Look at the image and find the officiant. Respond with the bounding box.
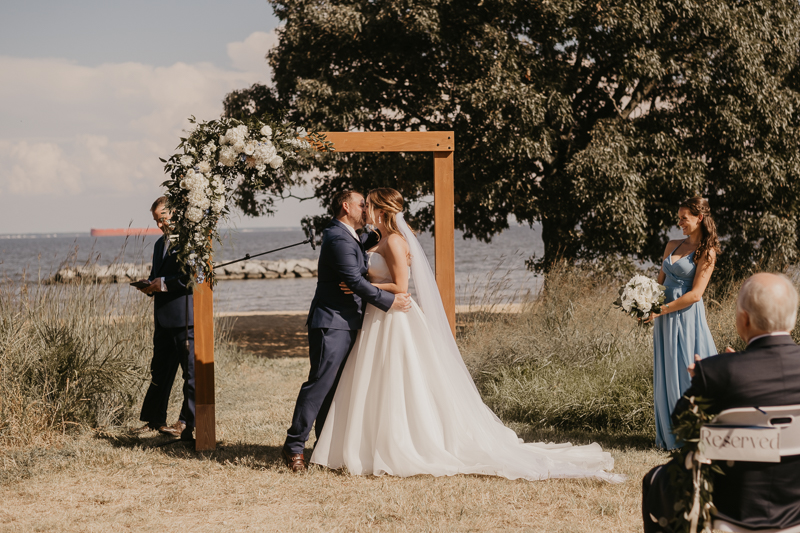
[133,196,195,441]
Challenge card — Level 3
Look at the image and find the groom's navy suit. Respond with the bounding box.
[139,235,196,429]
[284,219,395,455]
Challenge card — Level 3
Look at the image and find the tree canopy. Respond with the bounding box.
[224,0,800,274]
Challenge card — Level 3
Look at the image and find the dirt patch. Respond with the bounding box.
[227,314,308,358]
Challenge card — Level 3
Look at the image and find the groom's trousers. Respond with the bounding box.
[284,327,358,455]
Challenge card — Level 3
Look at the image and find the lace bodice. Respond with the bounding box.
[367,252,393,284]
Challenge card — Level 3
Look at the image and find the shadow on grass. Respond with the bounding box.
[514,425,657,452]
[94,423,658,478]
[95,429,302,469]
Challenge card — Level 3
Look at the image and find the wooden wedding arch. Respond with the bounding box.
[192,131,456,451]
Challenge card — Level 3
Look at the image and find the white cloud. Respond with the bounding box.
[2,140,82,194]
[0,31,276,201]
[227,31,278,72]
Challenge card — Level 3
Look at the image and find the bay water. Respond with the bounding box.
[0,225,543,313]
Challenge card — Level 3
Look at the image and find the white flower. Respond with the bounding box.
[197,196,211,210]
[219,146,237,166]
[202,142,216,157]
[619,275,664,316]
[296,126,307,138]
[186,207,204,223]
[197,161,212,174]
[224,125,248,146]
[187,188,208,207]
[260,125,272,138]
[180,179,190,189]
[233,140,246,153]
[180,155,194,167]
[269,155,283,169]
[243,141,256,156]
[621,297,633,312]
[182,170,206,191]
[219,134,228,145]
[211,196,225,213]
[255,163,266,172]
[252,143,276,165]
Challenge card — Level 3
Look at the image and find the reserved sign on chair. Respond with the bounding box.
[699,426,781,462]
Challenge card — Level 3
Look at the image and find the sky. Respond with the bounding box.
[0,0,325,234]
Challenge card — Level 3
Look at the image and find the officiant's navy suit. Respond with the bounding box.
[139,235,196,429]
[284,219,394,455]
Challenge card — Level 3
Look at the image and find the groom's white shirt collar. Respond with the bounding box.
[338,220,359,240]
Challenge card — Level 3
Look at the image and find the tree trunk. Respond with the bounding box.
[540,213,578,271]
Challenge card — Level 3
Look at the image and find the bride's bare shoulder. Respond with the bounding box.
[385,232,409,251]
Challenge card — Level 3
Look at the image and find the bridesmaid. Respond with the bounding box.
[646,197,720,449]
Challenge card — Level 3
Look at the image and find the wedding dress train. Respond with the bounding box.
[310,216,623,482]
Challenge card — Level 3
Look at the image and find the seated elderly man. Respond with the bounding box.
[642,272,800,533]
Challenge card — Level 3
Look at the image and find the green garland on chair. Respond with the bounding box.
[667,395,725,533]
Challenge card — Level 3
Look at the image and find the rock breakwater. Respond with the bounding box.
[46,259,318,284]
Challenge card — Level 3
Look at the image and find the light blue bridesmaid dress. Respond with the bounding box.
[653,240,718,449]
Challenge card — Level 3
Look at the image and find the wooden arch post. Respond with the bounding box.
[192,131,456,451]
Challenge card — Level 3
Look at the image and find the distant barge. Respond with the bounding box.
[90,228,162,237]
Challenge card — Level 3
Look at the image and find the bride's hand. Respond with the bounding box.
[339,281,354,295]
[391,293,412,312]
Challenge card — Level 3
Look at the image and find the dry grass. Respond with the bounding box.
[0,260,721,532]
[0,350,666,532]
[0,281,153,447]
[7,260,791,531]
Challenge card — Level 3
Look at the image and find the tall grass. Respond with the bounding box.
[0,276,154,446]
[457,262,758,438]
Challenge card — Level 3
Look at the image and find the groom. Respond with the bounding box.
[282,190,411,472]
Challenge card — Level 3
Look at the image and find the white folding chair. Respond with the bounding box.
[698,405,800,533]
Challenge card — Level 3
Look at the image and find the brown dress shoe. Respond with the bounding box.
[282,448,306,472]
[157,423,181,437]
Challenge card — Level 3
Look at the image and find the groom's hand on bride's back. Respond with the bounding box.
[391,293,412,312]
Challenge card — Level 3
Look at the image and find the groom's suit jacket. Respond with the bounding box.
[671,335,800,530]
[148,235,193,329]
[307,219,394,330]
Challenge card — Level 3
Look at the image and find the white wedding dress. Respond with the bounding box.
[310,215,623,482]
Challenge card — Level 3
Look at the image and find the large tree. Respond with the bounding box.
[225,0,800,274]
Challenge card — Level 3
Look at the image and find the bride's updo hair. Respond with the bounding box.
[368,188,407,237]
[680,196,721,265]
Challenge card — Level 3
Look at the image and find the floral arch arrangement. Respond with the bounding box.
[160,116,332,286]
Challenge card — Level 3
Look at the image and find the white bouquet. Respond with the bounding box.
[614,274,666,322]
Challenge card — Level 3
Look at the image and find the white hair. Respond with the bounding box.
[737,273,799,332]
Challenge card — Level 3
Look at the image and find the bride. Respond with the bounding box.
[310,188,623,482]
